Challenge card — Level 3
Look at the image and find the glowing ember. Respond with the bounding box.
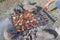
[12,10,39,32]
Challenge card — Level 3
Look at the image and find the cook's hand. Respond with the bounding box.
[43,4,49,10]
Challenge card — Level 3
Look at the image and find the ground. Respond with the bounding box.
[0,0,60,40]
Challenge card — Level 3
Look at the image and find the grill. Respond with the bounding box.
[11,5,56,32]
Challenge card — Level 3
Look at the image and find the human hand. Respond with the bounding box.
[43,4,49,10]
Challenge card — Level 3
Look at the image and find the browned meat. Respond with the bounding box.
[12,10,39,32]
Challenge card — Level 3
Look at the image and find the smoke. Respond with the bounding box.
[0,18,11,35]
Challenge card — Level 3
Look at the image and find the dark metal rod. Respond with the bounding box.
[43,10,56,22]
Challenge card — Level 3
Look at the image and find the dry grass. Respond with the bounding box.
[0,0,23,9]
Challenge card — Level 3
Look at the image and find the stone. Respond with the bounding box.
[22,0,31,5]
[23,5,37,12]
[55,27,60,35]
